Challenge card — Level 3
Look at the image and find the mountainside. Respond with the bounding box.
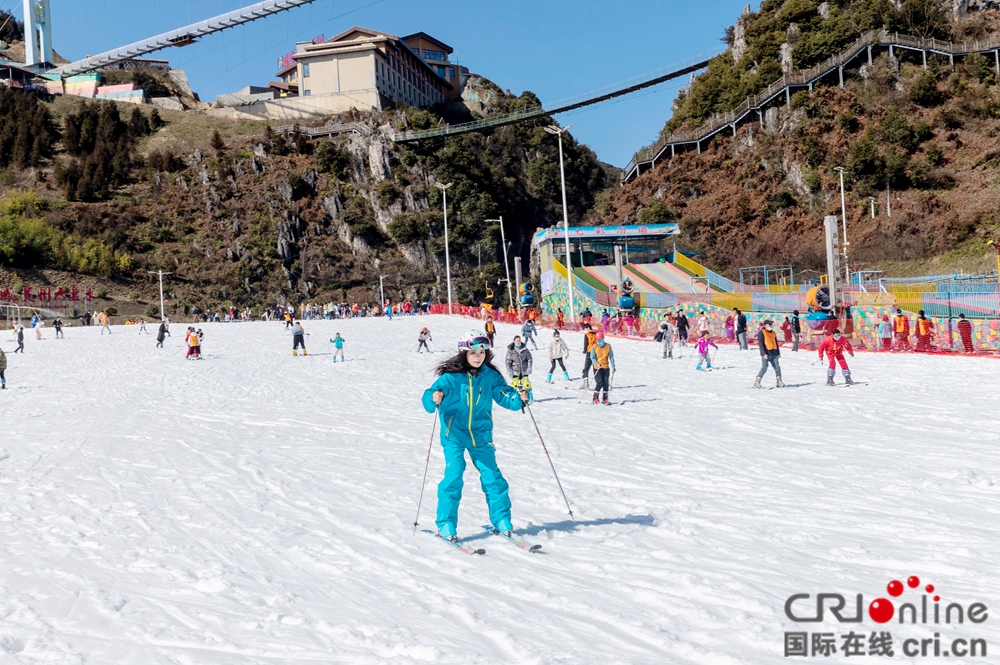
[0,85,608,316]
[599,0,1000,278]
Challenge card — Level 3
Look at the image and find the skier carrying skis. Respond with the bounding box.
[753,320,785,388]
[521,318,539,350]
[818,328,855,386]
[589,331,615,404]
[505,335,533,402]
[546,330,570,383]
[156,320,170,348]
[695,331,718,370]
[417,327,432,353]
[657,315,676,359]
[422,332,529,540]
[291,321,307,356]
[331,333,345,362]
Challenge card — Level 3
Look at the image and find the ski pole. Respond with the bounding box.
[524,404,576,522]
[412,407,439,536]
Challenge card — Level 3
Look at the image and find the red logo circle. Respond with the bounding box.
[887,580,904,597]
[907,576,920,588]
[869,598,895,623]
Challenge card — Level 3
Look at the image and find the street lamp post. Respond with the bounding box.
[486,217,515,310]
[834,167,850,283]
[379,275,385,311]
[545,124,575,327]
[434,182,454,315]
[147,269,172,320]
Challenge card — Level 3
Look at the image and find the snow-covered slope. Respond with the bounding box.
[0,317,997,663]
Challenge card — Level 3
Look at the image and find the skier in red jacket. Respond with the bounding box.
[818,329,855,386]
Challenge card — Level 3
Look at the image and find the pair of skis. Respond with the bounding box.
[427,526,542,556]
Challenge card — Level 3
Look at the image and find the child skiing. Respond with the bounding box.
[417,327,432,353]
[589,331,615,404]
[421,332,529,540]
[331,333,345,362]
[521,318,539,350]
[505,335,534,402]
[291,321,307,356]
[695,331,718,370]
[546,330,570,382]
[818,328,855,386]
[753,320,785,388]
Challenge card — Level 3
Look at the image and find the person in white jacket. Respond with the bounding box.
[546,330,570,382]
[658,316,676,359]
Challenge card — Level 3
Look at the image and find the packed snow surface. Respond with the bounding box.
[1,316,998,664]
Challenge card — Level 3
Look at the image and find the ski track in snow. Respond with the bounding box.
[0,318,997,664]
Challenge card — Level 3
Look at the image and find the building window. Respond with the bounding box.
[448,67,454,79]
[303,63,310,77]
[304,89,311,96]
[423,49,445,61]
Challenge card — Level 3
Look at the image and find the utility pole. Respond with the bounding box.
[834,166,850,283]
[434,182,454,315]
[545,124,576,327]
[487,217,515,310]
[379,275,385,310]
[147,269,172,320]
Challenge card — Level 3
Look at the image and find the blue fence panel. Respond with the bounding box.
[920,292,1000,318]
[642,292,679,308]
[750,293,802,312]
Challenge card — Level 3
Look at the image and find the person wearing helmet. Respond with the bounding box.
[589,330,615,404]
[417,327,432,353]
[422,332,529,540]
[818,328,855,386]
[754,320,784,388]
[521,318,538,350]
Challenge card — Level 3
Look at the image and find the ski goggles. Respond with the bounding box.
[459,335,491,350]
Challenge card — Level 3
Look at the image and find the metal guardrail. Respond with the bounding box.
[622,29,1000,182]
[271,121,371,138]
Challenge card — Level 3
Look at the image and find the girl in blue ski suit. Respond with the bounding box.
[422,335,528,539]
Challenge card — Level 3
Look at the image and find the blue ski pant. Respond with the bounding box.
[436,442,510,531]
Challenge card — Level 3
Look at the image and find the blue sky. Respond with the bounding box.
[48,0,754,167]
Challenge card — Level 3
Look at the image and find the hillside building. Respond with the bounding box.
[248,26,467,118]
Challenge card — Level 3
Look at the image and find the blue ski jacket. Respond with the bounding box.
[422,367,523,449]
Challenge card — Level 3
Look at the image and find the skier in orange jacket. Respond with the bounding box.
[818,328,855,386]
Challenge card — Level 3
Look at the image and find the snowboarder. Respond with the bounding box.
[521,318,539,350]
[893,309,911,350]
[589,331,615,404]
[291,321,307,356]
[417,327,432,353]
[0,346,6,389]
[957,314,975,353]
[546,330,570,383]
[579,323,597,390]
[331,333,345,362]
[734,308,749,350]
[753,320,785,388]
[818,328,855,386]
[505,335,533,402]
[695,331,718,370]
[484,317,496,348]
[156,320,170,348]
[791,310,801,351]
[657,315,676,359]
[422,332,529,540]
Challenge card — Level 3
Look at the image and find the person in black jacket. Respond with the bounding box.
[733,308,749,350]
[791,309,801,351]
[676,311,690,347]
[13,325,24,354]
[156,320,170,348]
